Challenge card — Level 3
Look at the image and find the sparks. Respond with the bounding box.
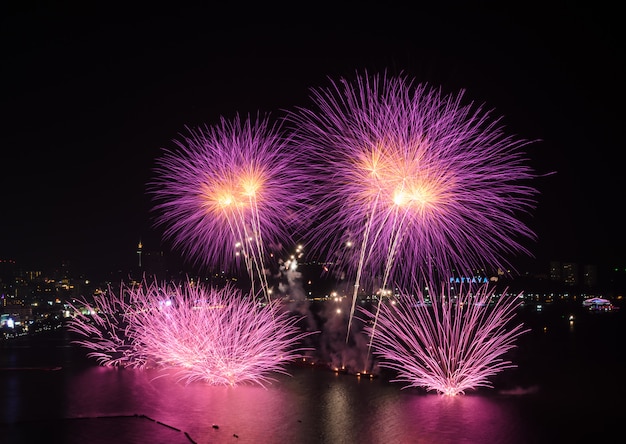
[286,71,538,345]
[148,113,312,302]
[67,279,316,387]
[359,282,528,396]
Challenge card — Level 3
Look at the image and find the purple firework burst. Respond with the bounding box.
[286,71,538,292]
[358,283,528,396]
[148,113,312,300]
[68,279,316,387]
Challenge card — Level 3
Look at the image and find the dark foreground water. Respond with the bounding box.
[1,304,624,444]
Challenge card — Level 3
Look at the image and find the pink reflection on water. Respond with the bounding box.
[62,365,530,443]
[64,365,308,442]
[397,392,527,443]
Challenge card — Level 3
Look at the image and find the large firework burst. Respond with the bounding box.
[285,71,538,338]
[148,113,312,300]
[67,280,316,387]
[358,283,528,396]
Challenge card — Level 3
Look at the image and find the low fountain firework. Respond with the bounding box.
[67,280,316,387]
[358,282,528,396]
[66,283,148,368]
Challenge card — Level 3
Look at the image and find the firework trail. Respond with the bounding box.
[148,113,312,303]
[67,279,316,387]
[358,282,528,396]
[285,71,538,349]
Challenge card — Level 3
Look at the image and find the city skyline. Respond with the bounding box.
[2,4,624,280]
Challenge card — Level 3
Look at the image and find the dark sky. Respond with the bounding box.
[1,3,623,279]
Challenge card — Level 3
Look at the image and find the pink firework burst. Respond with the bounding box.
[69,279,316,387]
[130,280,315,386]
[286,71,538,301]
[148,113,312,300]
[66,283,149,368]
[358,283,528,396]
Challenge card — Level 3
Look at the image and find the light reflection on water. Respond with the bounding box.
[1,307,624,443]
[21,363,531,444]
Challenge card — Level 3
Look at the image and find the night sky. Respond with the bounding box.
[1,3,623,280]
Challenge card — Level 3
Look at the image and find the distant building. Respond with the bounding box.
[562,262,578,286]
[0,258,18,285]
[605,265,626,295]
[549,261,562,282]
[549,260,590,288]
[582,264,598,288]
[1,303,33,323]
[142,250,167,280]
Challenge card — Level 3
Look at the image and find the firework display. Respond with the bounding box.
[67,280,315,387]
[286,71,537,338]
[148,113,313,301]
[359,283,528,396]
[67,71,537,395]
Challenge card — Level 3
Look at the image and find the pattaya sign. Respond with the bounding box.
[449,276,489,284]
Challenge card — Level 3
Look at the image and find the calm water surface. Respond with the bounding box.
[1,304,624,443]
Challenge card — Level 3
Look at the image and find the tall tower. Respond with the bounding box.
[137,240,142,268]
